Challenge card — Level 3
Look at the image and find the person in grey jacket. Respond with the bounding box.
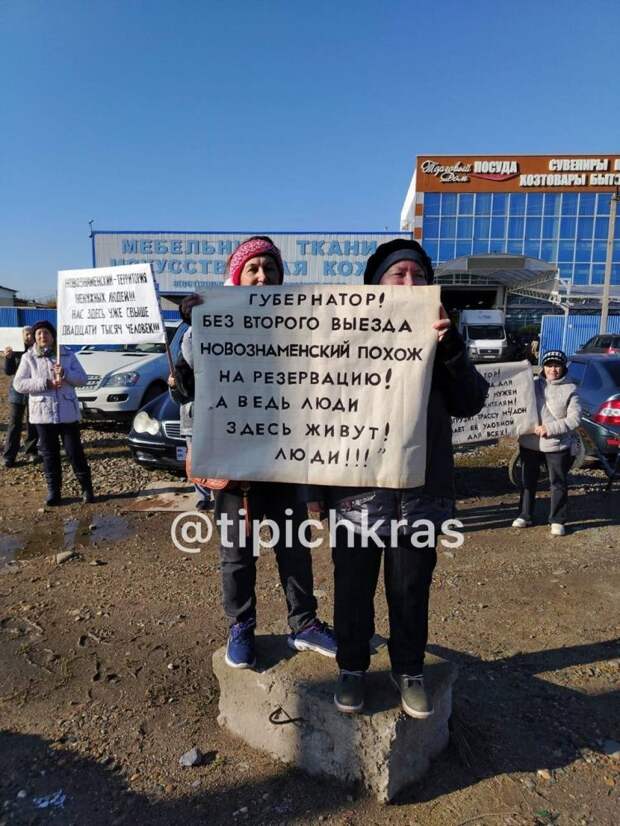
[513,350,581,537]
[3,326,39,467]
[13,320,94,507]
[314,239,489,719]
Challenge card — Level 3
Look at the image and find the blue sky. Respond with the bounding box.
[1,0,618,298]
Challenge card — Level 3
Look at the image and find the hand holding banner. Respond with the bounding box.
[191,284,440,489]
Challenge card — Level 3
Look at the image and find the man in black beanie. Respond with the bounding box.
[317,239,489,717]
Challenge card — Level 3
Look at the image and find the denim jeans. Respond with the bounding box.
[215,483,317,633]
[519,447,572,524]
[332,526,437,674]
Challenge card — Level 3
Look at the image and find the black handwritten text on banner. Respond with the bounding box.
[191,285,440,488]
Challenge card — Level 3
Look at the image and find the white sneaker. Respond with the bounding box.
[550,523,566,536]
[512,517,532,528]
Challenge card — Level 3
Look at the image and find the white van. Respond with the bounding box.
[458,309,508,362]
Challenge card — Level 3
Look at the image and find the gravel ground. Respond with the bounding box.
[0,374,618,826]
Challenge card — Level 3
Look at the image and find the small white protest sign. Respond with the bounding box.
[452,360,537,445]
[57,264,165,346]
[0,327,27,352]
[192,285,440,488]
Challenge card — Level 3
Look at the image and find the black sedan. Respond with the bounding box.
[127,391,186,473]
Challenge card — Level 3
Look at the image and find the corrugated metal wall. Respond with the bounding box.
[540,314,620,358]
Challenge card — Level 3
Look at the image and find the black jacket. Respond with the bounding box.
[319,326,489,532]
[4,351,27,405]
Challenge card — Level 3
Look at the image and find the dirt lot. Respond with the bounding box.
[0,373,618,826]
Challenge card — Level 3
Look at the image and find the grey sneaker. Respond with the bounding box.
[334,670,365,714]
[391,673,434,719]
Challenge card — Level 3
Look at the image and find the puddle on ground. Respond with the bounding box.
[0,515,133,568]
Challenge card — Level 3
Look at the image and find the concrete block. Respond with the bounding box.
[213,635,457,802]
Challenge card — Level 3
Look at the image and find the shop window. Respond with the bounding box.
[573,264,590,284]
[526,193,543,214]
[591,264,605,284]
[507,240,524,255]
[575,242,592,263]
[558,240,575,260]
[594,217,609,239]
[440,218,456,238]
[458,194,474,214]
[540,240,557,262]
[559,217,576,239]
[592,241,607,262]
[613,265,620,285]
[474,217,490,238]
[490,217,506,239]
[423,216,440,239]
[542,217,558,239]
[507,216,524,239]
[561,193,578,216]
[455,240,472,257]
[489,238,505,253]
[424,240,439,262]
[425,193,441,216]
[525,216,541,238]
[576,218,593,241]
[543,193,561,216]
[474,193,491,215]
[524,240,540,259]
[441,194,457,216]
[509,193,526,216]
[578,193,596,216]
[614,241,620,263]
[492,193,507,215]
[438,240,455,261]
[557,262,574,278]
[472,238,490,254]
[456,217,473,239]
[597,193,611,215]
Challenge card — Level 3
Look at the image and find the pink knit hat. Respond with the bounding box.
[228,238,284,286]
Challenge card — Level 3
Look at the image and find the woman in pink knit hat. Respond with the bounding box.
[212,236,336,669]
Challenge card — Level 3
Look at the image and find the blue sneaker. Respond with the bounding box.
[225,619,256,668]
[288,619,337,658]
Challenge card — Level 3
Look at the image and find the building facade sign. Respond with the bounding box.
[93,232,409,294]
[417,155,620,192]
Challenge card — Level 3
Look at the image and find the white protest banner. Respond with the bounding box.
[0,328,27,352]
[57,264,166,346]
[452,360,537,445]
[192,285,440,488]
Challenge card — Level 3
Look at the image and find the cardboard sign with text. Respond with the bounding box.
[0,327,27,352]
[192,285,440,488]
[452,360,537,445]
[57,264,166,346]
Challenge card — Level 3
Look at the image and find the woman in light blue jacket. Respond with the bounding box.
[14,320,94,506]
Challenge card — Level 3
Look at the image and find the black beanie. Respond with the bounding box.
[363,239,434,285]
[31,320,57,339]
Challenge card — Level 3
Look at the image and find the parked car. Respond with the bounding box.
[128,390,185,473]
[76,322,184,421]
[566,354,620,462]
[576,334,620,355]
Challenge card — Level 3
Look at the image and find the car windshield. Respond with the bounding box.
[466,325,505,340]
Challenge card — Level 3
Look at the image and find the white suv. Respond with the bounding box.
[75,323,183,420]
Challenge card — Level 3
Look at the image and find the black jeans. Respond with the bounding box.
[519,447,572,525]
[3,403,38,462]
[332,527,437,674]
[215,483,317,633]
[35,422,92,495]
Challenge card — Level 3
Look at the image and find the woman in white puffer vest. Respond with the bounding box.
[513,350,582,536]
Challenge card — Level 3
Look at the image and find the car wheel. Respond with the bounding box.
[141,381,167,407]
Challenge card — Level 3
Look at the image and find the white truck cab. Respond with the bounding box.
[458,309,508,363]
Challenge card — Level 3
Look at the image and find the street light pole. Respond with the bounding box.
[600,187,620,335]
